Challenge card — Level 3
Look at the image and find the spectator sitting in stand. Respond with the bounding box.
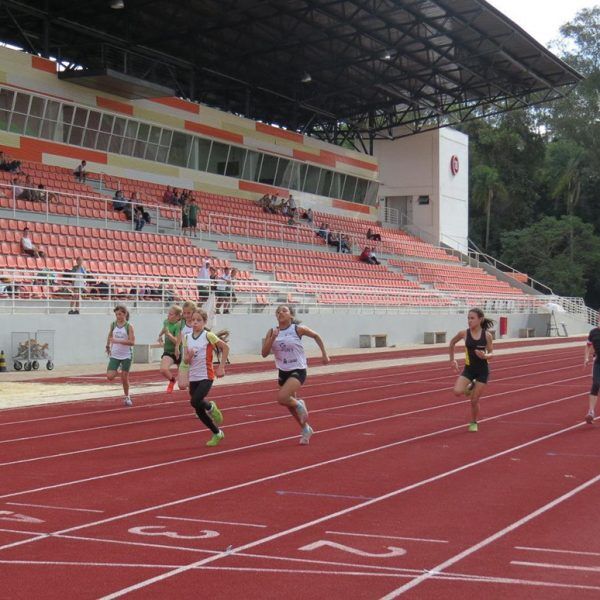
[0,151,22,173]
[73,160,87,183]
[20,226,45,258]
[35,184,59,204]
[113,190,126,211]
[288,194,296,212]
[11,176,23,199]
[340,234,351,254]
[162,185,174,204]
[172,188,180,206]
[302,207,314,224]
[366,227,382,242]
[359,246,380,265]
[17,175,35,200]
[316,222,329,239]
[134,205,146,231]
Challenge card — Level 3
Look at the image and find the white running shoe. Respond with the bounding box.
[586,411,595,424]
[295,398,308,425]
[300,424,314,445]
[124,396,133,407]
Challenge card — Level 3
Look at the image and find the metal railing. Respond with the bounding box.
[0,182,181,234]
[0,268,595,322]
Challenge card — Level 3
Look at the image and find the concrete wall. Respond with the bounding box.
[0,309,583,369]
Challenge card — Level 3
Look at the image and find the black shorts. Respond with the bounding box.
[161,352,181,365]
[189,379,213,402]
[278,368,307,387]
[461,365,489,384]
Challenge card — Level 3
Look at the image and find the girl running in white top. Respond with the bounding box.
[106,304,135,406]
[261,305,329,445]
[184,308,229,447]
[176,300,197,390]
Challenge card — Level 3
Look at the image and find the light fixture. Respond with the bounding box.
[381,50,392,60]
[110,0,125,9]
[301,72,312,83]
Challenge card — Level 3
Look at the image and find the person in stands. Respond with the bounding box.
[73,160,87,182]
[366,227,382,242]
[20,226,45,258]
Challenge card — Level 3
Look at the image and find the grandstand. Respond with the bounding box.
[0,0,593,367]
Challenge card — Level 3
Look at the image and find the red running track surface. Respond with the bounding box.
[1,344,599,599]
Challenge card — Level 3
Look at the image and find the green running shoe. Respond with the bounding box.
[206,430,224,447]
[209,401,223,425]
[468,422,478,432]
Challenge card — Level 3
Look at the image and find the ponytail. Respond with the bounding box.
[469,307,494,331]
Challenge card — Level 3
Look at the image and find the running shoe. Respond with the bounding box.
[206,430,224,447]
[468,422,478,432]
[166,378,176,393]
[124,396,133,407]
[295,398,308,425]
[300,424,314,445]
[465,380,476,397]
[586,411,595,424]
[209,401,224,425]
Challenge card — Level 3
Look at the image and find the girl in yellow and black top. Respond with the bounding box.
[449,307,494,432]
[184,308,229,447]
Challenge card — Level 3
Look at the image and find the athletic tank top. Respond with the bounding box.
[163,319,182,354]
[185,330,220,381]
[464,328,487,369]
[111,323,132,360]
[272,324,307,371]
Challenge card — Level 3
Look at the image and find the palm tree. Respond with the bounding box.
[471,165,506,251]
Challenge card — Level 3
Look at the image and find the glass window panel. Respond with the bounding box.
[365,180,379,204]
[133,139,147,158]
[149,126,161,144]
[0,88,15,112]
[354,178,368,202]
[69,126,84,146]
[0,109,11,131]
[109,134,123,154]
[125,120,138,138]
[100,113,114,132]
[84,128,98,148]
[317,170,333,196]
[206,141,230,175]
[287,162,302,191]
[145,144,158,161]
[274,158,292,187]
[73,107,88,127]
[25,115,42,137]
[259,154,278,185]
[168,131,192,167]
[112,117,126,137]
[303,165,321,194]
[156,145,168,162]
[136,122,150,142]
[196,137,211,171]
[95,131,110,151]
[62,105,74,125]
[86,110,101,131]
[225,145,246,177]
[242,150,261,181]
[160,129,172,146]
[342,176,358,201]
[121,136,135,155]
[9,112,26,134]
[44,100,60,121]
[29,96,45,118]
[14,93,30,114]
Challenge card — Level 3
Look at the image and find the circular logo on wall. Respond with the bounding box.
[450,155,459,176]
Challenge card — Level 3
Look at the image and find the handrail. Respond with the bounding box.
[0,182,181,233]
[0,267,595,322]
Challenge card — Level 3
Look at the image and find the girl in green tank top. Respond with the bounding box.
[157,304,183,392]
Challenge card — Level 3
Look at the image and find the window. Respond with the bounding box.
[354,178,368,203]
[418,195,430,205]
[242,150,262,181]
[207,141,230,175]
[342,176,357,201]
[169,131,192,167]
[25,96,45,137]
[304,165,321,194]
[317,170,333,196]
[226,145,246,177]
[259,154,278,185]
[40,100,59,140]
[0,89,14,131]
[329,172,344,198]
[274,158,292,187]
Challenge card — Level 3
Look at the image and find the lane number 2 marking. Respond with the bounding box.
[128,525,219,540]
[299,540,407,558]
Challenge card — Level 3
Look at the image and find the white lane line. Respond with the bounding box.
[276,491,374,500]
[0,365,584,470]
[511,560,600,573]
[0,559,179,569]
[6,502,104,513]
[379,471,600,598]
[547,452,600,459]
[515,545,600,557]
[0,373,585,501]
[95,407,587,598]
[0,527,45,536]
[156,516,267,529]
[326,531,448,544]
[0,350,573,427]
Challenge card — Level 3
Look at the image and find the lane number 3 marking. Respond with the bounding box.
[299,540,406,558]
[128,525,220,540]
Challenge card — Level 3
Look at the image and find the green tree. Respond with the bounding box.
[470,165,505,251]
[500,216,600,300]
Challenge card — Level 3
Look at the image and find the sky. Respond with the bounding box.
[487,0,598,47]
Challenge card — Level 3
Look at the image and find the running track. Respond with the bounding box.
[1,344,599,599]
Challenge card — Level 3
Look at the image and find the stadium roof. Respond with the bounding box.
[0,0,583,149]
